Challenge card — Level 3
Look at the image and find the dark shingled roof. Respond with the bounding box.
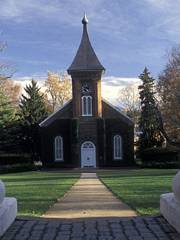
[68,14,105,73]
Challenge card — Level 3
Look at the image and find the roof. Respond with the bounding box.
[67,14,105,73]
[39,100,72,127]
[102,98,134,126]
[39,98,133,127]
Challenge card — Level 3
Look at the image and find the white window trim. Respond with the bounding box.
[113,135,123,160]
[54,136,64,161]
[82,96,92,116]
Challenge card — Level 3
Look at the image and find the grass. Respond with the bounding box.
[0,171,80,216]
[98,169,179,216]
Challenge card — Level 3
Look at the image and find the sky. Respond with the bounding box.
[1,0,180,102]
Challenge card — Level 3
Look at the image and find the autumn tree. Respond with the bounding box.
[19,80,47,161]
[117,84,140,125]
[0,38,22,152]
[158,46,180,144]
[138,68,165,151]
[6,80,21,104]
[45,71,72,111]
[0,39,11,80]
[0,38,21,106]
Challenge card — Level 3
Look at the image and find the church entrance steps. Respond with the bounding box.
[43,173,137,218]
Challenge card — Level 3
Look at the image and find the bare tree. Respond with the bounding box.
[45,71,72,111]
[158,46,180,144]
[117,84,140,125]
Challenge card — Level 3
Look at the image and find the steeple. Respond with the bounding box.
[68,14,105,73]
[82,13,88,25]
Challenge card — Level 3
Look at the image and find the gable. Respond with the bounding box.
[102,99,134,126]
[39,100,73,127]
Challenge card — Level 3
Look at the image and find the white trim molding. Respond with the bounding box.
[82,96,92,116]
[113,135,123,160]
[81,141,96,168]
[54,136,64,161]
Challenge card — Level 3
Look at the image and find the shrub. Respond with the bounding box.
[0,163,38,174]
[140,145,180,168]
[0,153,31,165]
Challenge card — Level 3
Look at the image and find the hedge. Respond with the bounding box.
[0,163,38,174]
[0,153,31,165]
[140,145,180,168]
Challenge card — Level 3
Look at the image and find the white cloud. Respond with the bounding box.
[102,76,140,104]
[14,73,46,82]
[0,0,102,23]
[143,0,180,40]
[144,0,172,9]
[0,0,132,37]
[103,76,140,87]
[14,75,140,105]
[1,0,180,42]
[14,74,46,97]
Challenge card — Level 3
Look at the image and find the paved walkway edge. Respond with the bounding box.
[43,173,137,219]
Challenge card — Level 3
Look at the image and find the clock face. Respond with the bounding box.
[82,83,91,93]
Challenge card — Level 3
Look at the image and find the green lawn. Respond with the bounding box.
[1,171,79,216]
[98,169,179,216]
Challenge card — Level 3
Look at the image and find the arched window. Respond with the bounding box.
[54,136,63,161]
[113,135,122,160]
[82,96,92,116]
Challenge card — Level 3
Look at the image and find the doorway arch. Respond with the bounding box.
[81,141,96,168]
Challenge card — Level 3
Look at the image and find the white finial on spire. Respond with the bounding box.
[82,13,88,25]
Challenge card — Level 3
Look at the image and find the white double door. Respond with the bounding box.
[81,141,96,168]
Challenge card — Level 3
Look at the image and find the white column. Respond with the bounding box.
[0,180,17,237]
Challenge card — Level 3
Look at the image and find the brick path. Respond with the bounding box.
[43,173,137,218]
[1,216,180,240]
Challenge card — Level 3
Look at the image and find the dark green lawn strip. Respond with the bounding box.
[98,169,179,215]
[1,171,80,216]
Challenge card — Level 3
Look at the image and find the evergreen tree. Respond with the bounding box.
[0,88,21,153]
[19,80,47,161]
[138,68,165,151]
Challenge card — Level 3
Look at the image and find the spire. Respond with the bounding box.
[82,13,88,25]
[68,14,105,73]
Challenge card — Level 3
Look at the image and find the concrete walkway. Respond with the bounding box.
[43,173,137,219]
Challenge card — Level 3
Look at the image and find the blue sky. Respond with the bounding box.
[1,0,180,82]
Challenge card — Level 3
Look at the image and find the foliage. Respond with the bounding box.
[2,80,21,106]
[0,38,16,85]
[0,163,37,174]
[0,153,31,165]
[98,169,178,215]
[0,88,16,128]
[0,87,22,153]
[19,80,47,161]
[45,71,72,111]
[158,46,180,144]
[1,171,79,216]
[140,145,180,168]
[138,68,165,151]
[0,38,22,154]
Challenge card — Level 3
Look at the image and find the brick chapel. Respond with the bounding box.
[39,15,134,168]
